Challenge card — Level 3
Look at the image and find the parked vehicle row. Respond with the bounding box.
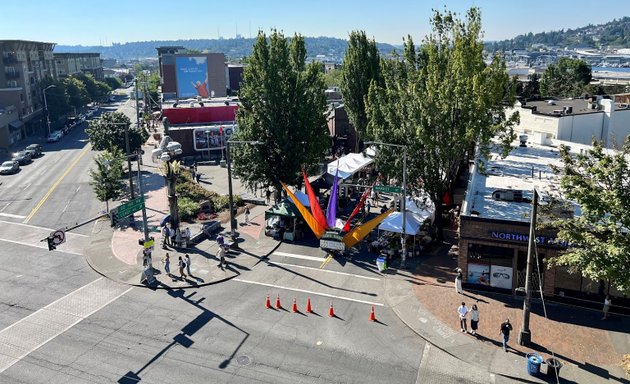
[2,143,43,175]
[46,107,99,143]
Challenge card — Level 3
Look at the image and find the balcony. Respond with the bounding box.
[5,70,20,80]
[2,54,18,65]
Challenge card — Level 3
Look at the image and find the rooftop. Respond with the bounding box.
[524,98,600,115]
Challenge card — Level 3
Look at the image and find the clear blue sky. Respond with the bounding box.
[3,0,629,46]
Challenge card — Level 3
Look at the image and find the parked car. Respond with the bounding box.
[0,160,19,175]
[12,151,32,165]
[47,131,63,142]
[25,144,43,157]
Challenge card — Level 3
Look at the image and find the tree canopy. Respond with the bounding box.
[232,30,329,191]
[89,147,125,210]
[540,57,592,98]
[41,77,71,121]
[366,7,519,229]
[86,112,148,153]
[547,140,630,292]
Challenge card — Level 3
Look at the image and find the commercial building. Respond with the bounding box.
[54,52,103,81]
[0,40,56,142]
[0,105,20,148]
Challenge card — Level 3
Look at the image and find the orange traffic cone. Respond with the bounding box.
[292,298,298,313]
[306,297,313,313]
[265,294,271,309]
[275,294,282,309]
[369,306,376,322]
[328,302,335,317]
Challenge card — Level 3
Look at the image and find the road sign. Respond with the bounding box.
[373,185,402,194]
[50,229,66,246]
[116,197,145,218]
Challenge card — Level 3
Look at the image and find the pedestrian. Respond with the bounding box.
[162,225,170,248]
[216,233,225,247]
[366,199,371,213]
[178,256,187,279]
[457,302,469,333]
[195,171,201,183]
[470,304,480,335]
[455,268,463,294]
[170,226,177,247]
[217,245,226,270]
[602,296,611,320]
[500,319,513,352]
[244,207,250,223]
[185,254,191,276]
[163,253,171,277]
[266,189,271,205]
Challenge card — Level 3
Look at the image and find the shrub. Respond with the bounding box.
[178,196,200,220]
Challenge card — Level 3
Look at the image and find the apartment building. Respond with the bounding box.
[54,52,103,81]
[0,40,56,142]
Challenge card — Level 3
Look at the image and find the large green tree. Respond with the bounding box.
[547,140,630,292]
[74,73,111,102]
[540,57,592,98]
[104,77,123,90]
[63,77,90,112]
[40,77,71,121]
[232,30,329,193]
[86,112,148,153]
[366,8,519,232]
[340,31,382,151]
[89,147,125,213]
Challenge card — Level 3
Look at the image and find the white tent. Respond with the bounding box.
[405,196,435,223]
[326,153,373,181]
[378,212,425,235]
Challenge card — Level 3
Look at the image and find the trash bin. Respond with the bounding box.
[546,358,562,379]
[526,353,543,376]
[376,257,387,272]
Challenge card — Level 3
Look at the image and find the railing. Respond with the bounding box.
[5,70,20,79]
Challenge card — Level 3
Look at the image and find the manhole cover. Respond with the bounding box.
[236,355,251,365]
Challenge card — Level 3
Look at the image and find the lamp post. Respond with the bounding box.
[365,141,408,268]
[519,188,539,346]
[43,85,56,136]
[226,139,264,239]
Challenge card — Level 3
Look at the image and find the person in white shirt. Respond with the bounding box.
[457,302,469,333]
[470,304,480,335]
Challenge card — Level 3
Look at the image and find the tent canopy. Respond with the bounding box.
[326,153,373,181]
[378,212,426,235]
[264,191,310,220]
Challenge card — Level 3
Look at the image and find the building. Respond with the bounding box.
[510,97,630,149]
[227,64,244,94]
[53,52,103,81]
[458,137,628,306]
[156,47,227,100]
[0,40,56,140]
[0,105,20,148]
[326,103,357,155]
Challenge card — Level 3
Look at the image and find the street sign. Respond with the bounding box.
[116,197,145,218]
[373,185,402,194]
[50,229,66,246]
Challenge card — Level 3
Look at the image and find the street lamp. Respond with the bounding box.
[365,141,408,269]
[519,188,539,346]
[226,139,264,238]
[43,85,56,136]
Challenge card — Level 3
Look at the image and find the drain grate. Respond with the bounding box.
[236,355,251,366]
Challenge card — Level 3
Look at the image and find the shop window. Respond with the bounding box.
[467,244,514,290]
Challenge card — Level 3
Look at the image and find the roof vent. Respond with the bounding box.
[492,189,524,202]
[519,134,528,147]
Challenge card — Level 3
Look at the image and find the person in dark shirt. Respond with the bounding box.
[500,319,513,352]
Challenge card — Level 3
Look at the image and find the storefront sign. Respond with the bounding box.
[489,231,568,247]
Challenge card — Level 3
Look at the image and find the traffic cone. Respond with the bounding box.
[265,294,271,309]
[292,298,298,313]
[275,294,282,309]
[306,297,313,313]
[369,306,376,322]
[328,302,335,317]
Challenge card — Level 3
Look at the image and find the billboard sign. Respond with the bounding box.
[193,125,236,151]
[176,56,209,98]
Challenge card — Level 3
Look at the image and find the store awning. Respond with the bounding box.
[9,120,23,131]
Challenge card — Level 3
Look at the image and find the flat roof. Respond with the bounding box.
[462,138,590,223]
[525,99,599,115]
[162,97,238,108]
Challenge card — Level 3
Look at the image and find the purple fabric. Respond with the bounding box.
[326,167,339,228]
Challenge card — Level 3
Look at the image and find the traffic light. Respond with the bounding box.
[47,237,56,251]
[110,210,119,227]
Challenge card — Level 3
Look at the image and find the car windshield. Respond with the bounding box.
[1,161,13,166]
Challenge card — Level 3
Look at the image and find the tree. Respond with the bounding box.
[523,73,541,99]
[547,139,630,292]
[231,30,329,194]
[366,8,519,234]
[63,77,90,112]
[41,76,71,121]
[323,67,343,88]
[74,73,111,102]
[340,31,382,151]
[89,148,125,212]
[540,57,592,98]
[104,77,123,90]
[86,112,148,153]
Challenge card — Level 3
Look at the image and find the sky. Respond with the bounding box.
[2,0,629,46]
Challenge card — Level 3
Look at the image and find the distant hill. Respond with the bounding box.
[55,37,398,62]
[485,16,630,51]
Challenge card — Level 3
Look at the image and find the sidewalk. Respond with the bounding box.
[384,242,630,384]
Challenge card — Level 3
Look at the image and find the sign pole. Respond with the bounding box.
[519,188,538,346]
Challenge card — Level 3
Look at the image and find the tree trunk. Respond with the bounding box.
[166,173,179,230]
[434,201,444,241]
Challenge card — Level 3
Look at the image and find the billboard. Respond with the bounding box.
[176,56,209,98]
[193,125,236,151]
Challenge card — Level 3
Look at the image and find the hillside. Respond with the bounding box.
[485,16,630,51]
[55,36,398,62]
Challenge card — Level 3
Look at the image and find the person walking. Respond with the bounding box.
[455,268,463,294]
[457,302,469,333]
[602,296,611,320]
[185,254,191,276]
[265,189,271,205]
[163,253,171,277]
[500,319,513,352]
[217,245,226,270]
[244,207,250,224]
[178,256,187,279]
[170,227,177,248]
[470,304,480,335]
[162,225,170,248]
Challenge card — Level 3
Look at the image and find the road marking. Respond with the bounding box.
[0,278,131,373]
[272,251,326,262]
[0,237,83,255]
[0,220,89,238]
[0,212,26,219]
[23,145,91,224]
[319,254,333,269]
[270,261,381,281]
[233,278,384,307]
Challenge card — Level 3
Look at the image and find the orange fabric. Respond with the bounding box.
[302,170,329,230]
[343,208,394,248]
[281,182,326,239]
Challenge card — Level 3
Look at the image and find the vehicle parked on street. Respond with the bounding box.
[0,160,19,175]
[47,131,63,143]
[25,144,43,157]
[12,150,32,165]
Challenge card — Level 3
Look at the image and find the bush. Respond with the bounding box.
[178,197,199,220]
[174,169,244,219]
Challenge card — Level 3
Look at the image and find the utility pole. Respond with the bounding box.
[519,188,539,346]
[401,145,407,269]
[124,122,135,199]
[136,150,150,242]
